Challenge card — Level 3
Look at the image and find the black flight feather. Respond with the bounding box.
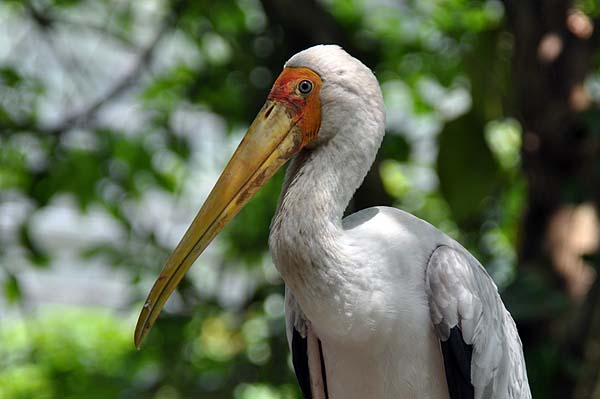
[440,326,475,399]
[292,328,312,399]
[291,327,329,399]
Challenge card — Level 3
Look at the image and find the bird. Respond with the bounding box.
[134,45,531,399]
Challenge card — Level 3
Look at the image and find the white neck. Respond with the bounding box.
[269,114,383,322]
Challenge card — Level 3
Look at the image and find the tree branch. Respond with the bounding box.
[48,21,170,134]
[3,5,175,137]
[54,16,142,52]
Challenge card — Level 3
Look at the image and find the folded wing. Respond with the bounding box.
[426,245,531,399]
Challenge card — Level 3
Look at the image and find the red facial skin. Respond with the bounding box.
[268,67,322,146]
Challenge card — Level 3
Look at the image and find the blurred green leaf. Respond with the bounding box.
[380,134,410,162]
[19,221,49,267]
[3,273,22,304]
[437,113,498,227]
[0,67,22,87]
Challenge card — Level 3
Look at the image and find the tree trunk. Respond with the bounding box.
[502,1,600,397]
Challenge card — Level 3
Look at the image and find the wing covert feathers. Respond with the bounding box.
[426,245,531,399]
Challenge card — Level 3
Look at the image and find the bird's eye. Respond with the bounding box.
[298,80,313,94]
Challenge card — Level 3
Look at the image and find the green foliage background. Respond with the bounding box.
[1,0,598,398]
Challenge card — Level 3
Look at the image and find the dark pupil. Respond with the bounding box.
[299,80,312,94]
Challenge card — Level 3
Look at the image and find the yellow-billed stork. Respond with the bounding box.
[135,45,531,399]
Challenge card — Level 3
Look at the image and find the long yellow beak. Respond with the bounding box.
[134,100,303,348]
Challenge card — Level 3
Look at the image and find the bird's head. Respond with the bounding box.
[134,45,383,348]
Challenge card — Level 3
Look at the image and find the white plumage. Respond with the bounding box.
[269,45,531,399]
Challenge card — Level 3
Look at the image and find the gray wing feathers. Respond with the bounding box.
[426,245,531,399]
